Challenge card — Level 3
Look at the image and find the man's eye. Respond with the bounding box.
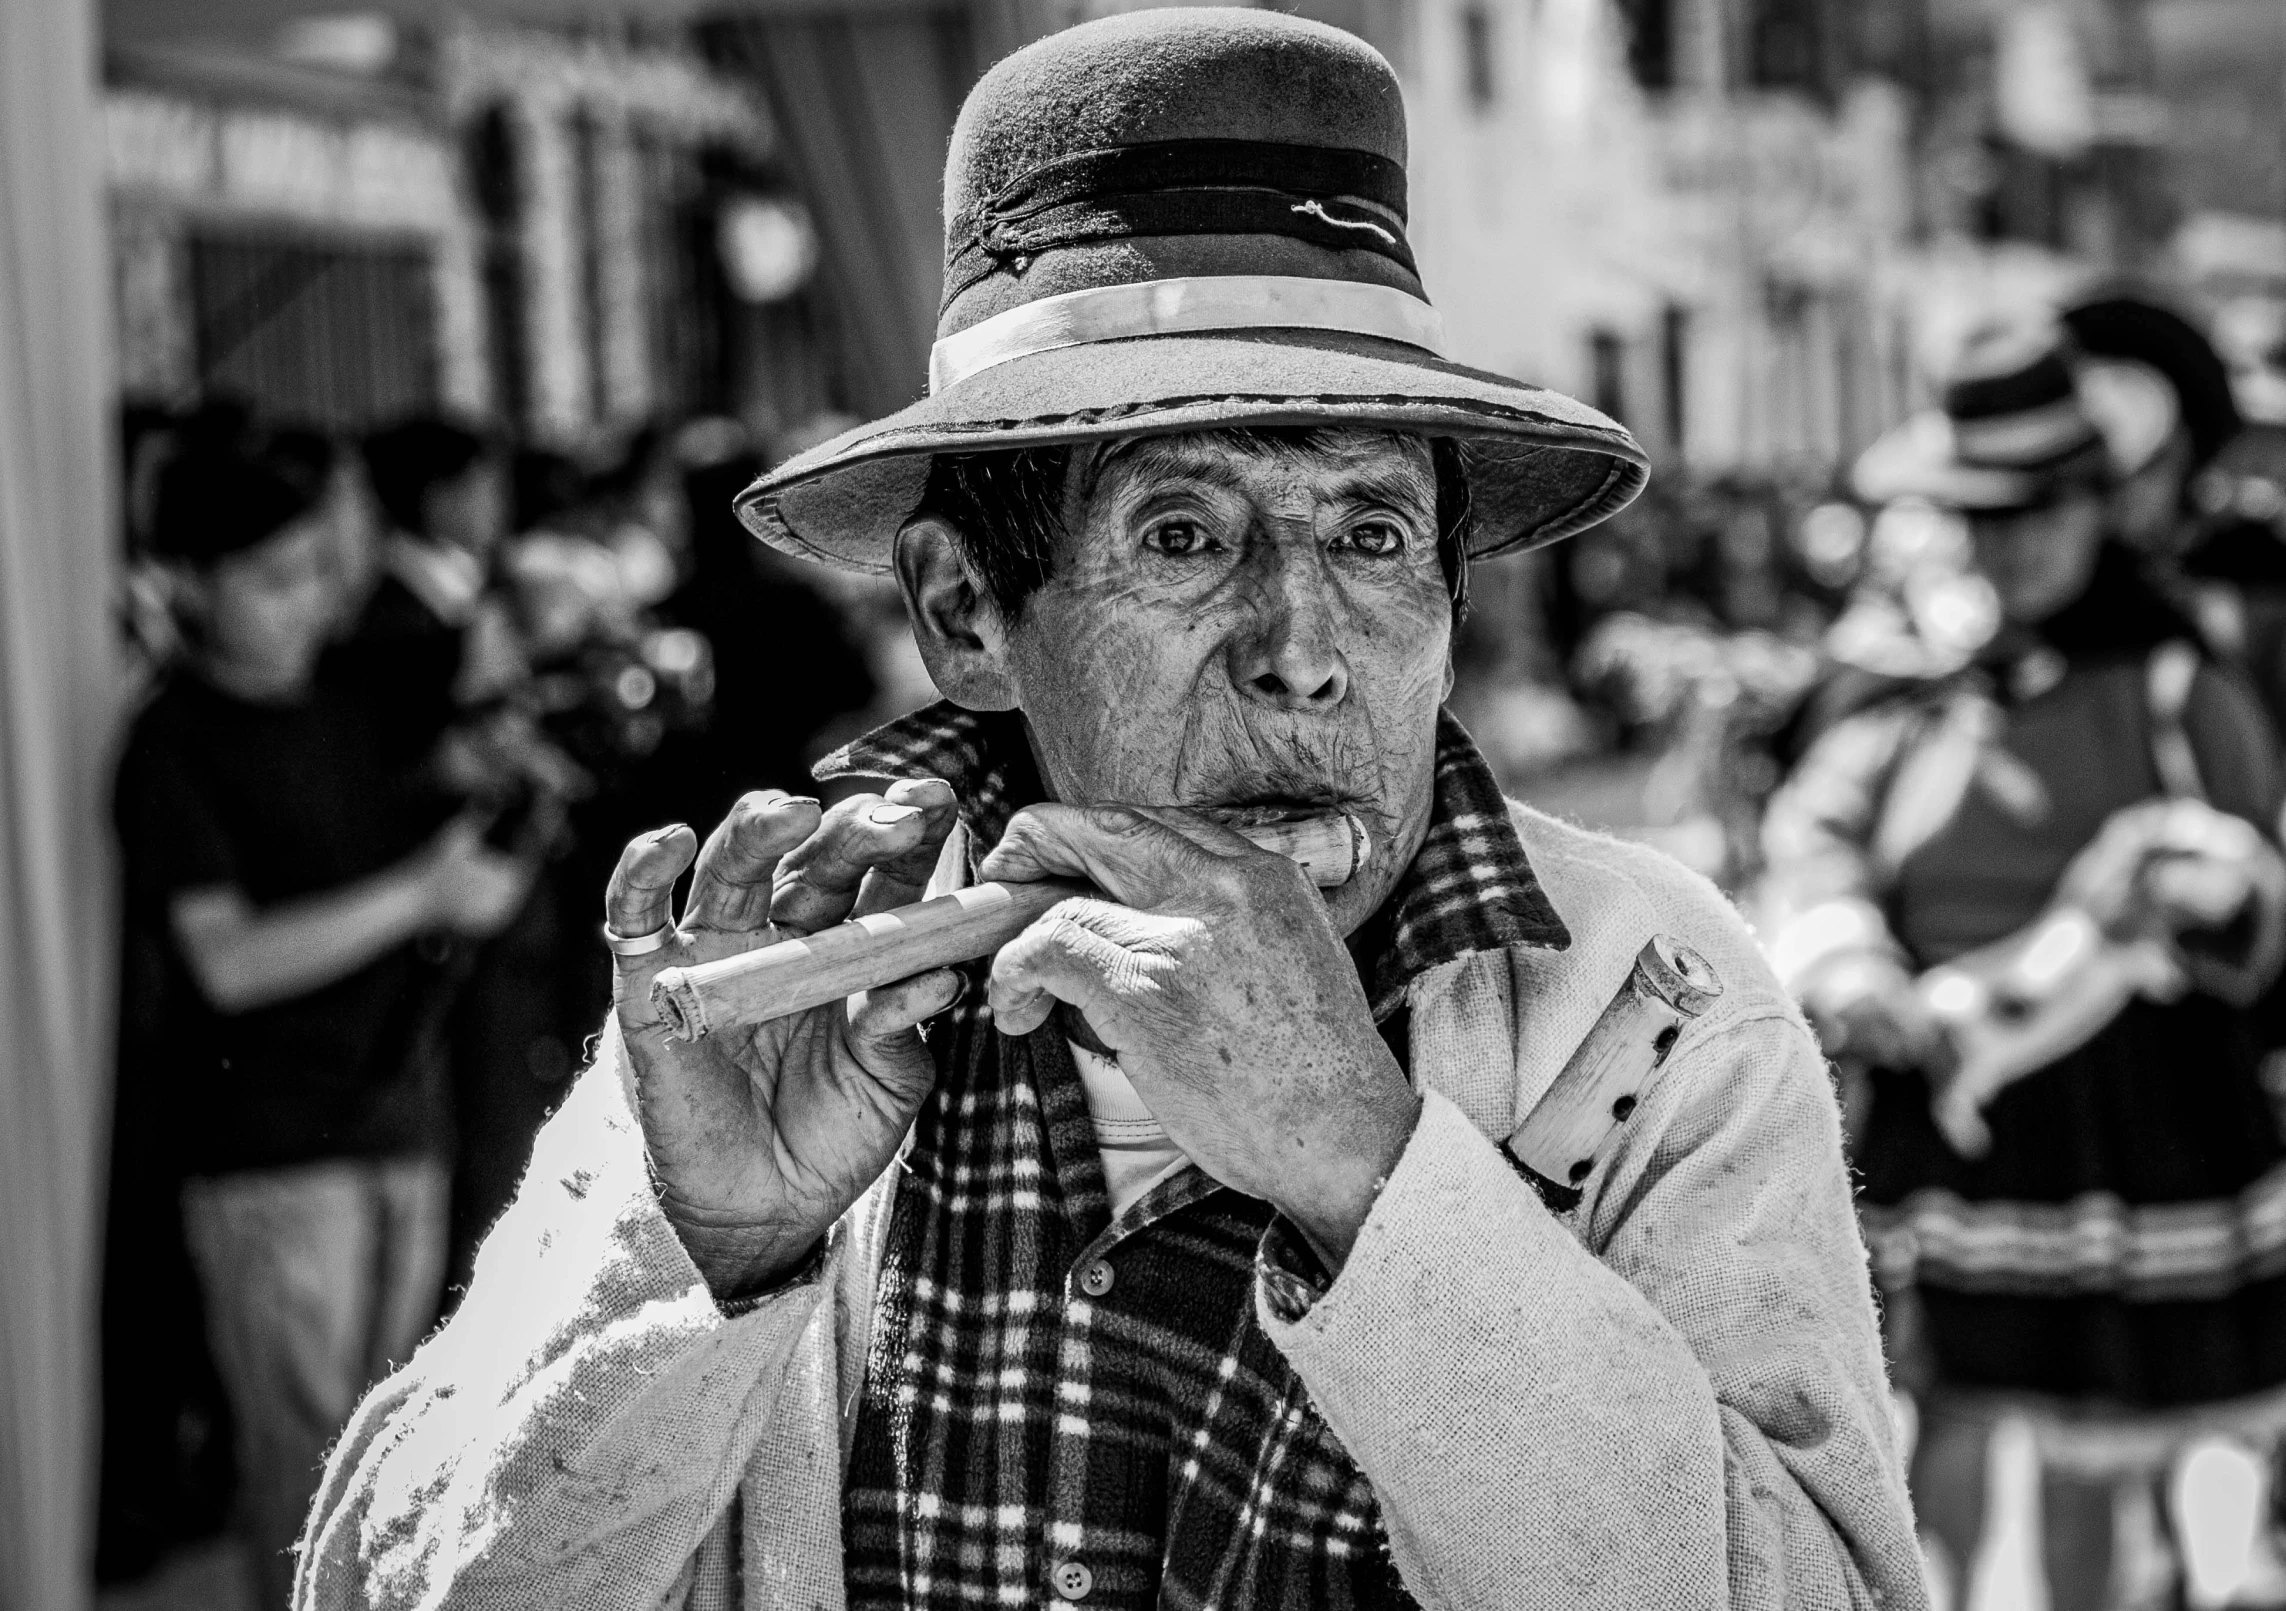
[1338,521,1406,557]
[1144,520,1212,556]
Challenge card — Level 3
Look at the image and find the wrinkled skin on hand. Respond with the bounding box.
[979,802,1419,1262]
[605,782,966,1297]
[610,427,1456,1292]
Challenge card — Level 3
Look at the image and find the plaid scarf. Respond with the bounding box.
[819,703,1565,1609]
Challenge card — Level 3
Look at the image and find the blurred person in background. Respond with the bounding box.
[1763,322,2286,1609]
[114,428,532,1609]
[336,416,597,1286]
[328,417,512,771]
[653,420,875,828]
[2066,292,2286,747]
[489,432,719,1111]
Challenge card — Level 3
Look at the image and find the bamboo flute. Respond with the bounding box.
[651,812,1369,1041]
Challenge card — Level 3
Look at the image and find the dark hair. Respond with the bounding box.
[362,416,492,536]
[916,428,1473,623]
[150,420,334,568]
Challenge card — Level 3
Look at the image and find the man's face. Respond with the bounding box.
[992,429,1453,937]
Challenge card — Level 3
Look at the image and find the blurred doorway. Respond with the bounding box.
[189,230,437,428]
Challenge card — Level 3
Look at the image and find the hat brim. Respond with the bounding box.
[733,329,1647,573]
[1853,410,2111,513]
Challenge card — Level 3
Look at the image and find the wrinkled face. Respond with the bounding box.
[994,429,1454,936]
[1969,490,2106,624]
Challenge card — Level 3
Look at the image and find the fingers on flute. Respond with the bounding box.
[845,966,966,1046]
[987,900,1140,1038]
[770,791,938,935]
[605,823,699,943]
[682,791,819,931]
[850,778,959,918]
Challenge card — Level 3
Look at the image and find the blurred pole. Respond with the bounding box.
[704,11,974,418]
[0,0,120,1604]
[701,0,1067,420]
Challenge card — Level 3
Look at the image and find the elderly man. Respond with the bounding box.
[299,11,1924,1609]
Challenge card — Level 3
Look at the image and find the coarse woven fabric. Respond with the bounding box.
[293,799,1929,1609]
[730,9,1646,575]
[815,699,1570,1017]
[835,707,1556,1609]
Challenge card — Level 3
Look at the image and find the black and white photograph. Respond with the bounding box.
[3,0,2285,1607]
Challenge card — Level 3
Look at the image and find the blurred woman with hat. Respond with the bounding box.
[2065,290,2286,746]
[1765,320,2286,1607]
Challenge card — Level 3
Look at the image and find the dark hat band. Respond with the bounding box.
[944,139,1415,310]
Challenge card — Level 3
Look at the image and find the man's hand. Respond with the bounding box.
[980,804,1422,1267]
[605,779,964,1297]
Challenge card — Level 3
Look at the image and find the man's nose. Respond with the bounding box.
[1229,544,1349,711]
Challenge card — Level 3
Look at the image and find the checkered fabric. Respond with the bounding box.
[816,702,1568,1017]
[818,703,1566,1610]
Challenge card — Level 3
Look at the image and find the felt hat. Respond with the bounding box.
[733,8,1646,574]
[1854,322,2122,513]
[2062,290,2242,470]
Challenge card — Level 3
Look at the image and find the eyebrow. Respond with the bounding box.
[1086,437,1250,498]
[1323,465,1436,514]
[1088,439,1436,513]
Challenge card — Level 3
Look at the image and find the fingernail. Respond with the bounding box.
[776,795,819,811]
[649,823,687,844]
[869,803,921,827]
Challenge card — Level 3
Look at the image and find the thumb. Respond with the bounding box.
[844,966,967,1055]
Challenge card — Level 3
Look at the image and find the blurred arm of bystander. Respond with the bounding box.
[172,815,529,1014]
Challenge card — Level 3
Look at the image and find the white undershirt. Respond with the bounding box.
[1067,1041,1190,1217]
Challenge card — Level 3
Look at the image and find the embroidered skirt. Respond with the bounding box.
[1857,994,2286,1408]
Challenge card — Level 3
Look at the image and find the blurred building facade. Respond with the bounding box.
[97,0,2286,477]
[1386,0,1915,479]
[1378,0,2286,476]
[102,20,845,447]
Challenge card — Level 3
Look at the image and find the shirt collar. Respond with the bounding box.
[815,701,1568,1017]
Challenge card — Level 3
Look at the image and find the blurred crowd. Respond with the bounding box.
[1468,286,2286,1610]
[98,283,2286,1611]
[96,400,914,1605]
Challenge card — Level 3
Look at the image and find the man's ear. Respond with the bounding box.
[894,515,1017,711]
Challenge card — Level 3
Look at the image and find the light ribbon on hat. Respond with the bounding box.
[928,274,1448,394]
[1948,394,2101,466]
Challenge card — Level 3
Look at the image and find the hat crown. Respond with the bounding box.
[938,9,1417,338]
[1938,322,2102,473]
